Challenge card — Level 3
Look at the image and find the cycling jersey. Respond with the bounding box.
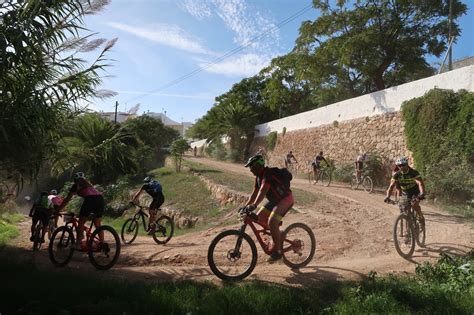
[142,180,163,198]
[48,195,63,207]
[255,167,292,203]
[392,168,421,195]
[312,155,326,166]
[69,183,102,197]
[285,153,296,164]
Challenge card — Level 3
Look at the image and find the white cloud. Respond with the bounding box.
[107,22,210,55]
[178,0,212,20]
[199,53,274,77]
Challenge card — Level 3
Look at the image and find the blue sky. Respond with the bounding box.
[84,0,474,123]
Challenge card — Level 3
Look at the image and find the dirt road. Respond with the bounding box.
[9,157,473,286]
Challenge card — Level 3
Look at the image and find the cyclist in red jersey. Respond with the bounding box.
[59,172,104,248]
[244,154,294,263]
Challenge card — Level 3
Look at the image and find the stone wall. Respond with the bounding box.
[251,112,410,174]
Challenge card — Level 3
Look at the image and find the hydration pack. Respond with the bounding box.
[270,167,293,189]
[146,180,163,195]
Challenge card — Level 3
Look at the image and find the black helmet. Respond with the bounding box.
[73,172,85,180]
[144,176,152,183]
[244,154,265,167]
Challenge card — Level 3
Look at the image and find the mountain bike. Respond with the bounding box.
[350,172,373,193]
[32,220,45,251]
[385,197,426,258]
[121,202,174,245]
[208,206,316,281]
[308,165,331,186]
[48,212,121,270]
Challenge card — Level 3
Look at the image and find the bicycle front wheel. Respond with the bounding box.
[319,171,331,187]
[121,218,139,244]
[88,225,121,270]
[208,230,257,281]
[362,176,373,193]
[48,226,75,267]
[152,215,174,245]
[308,171,314,184]
[416,219,426,248]
[393,214,415,258]
[282,223,316,269]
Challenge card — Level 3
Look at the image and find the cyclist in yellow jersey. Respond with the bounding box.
[385,157,426,223]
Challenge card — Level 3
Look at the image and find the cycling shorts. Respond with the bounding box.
[257,194,294,224]
[149,191,165,212]
[80,195,105,218]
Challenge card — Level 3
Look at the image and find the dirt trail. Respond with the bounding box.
[8,156,473,286]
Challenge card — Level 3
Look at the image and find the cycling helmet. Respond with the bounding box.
[144,176,152,183]
[395,157,408,166]
[244,154,265,167]
[73,172,86,180]
[50,189,58,195]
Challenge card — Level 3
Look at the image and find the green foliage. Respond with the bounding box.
[365,152,389,186]
[226,149,241,162]
[332,120,339,128]
[0,212,22,247]
[206,139,226,160]
[52,114,140,183]
[0,0,117,177]
[266,131,278,151]
[170,138,191,172]
[333,163,354,183]
[282,127,287,136]
[402,89,474,203]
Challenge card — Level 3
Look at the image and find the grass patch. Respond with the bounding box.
[0,212,23,247]
[439,202,474,223]
[0,252,472,314]
[184,160,320,207]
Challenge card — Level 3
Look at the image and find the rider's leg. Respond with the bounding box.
[267,194,294,257]
[412,199,424,222]
[30,216,39,241]
[77,216,87,247]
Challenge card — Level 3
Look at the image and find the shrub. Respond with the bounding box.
[365,152,389,186]
[206,139,226,160]
[226,149,241,162]
[282,127,287,136]
[333,163,354,183]
[266,131,277,151]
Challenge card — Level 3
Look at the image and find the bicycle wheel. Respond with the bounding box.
[319,171,331,187]
[350,175,359,190]
[48,226,75,267]
[208,230,258,281]
[416,218,426,248]
[308,171,314,184]
[393,214,415,258]
[121,218,139,244]
[362,176,373,193]
[152,215,174,245]
[281,223,316,269]
[32,223,42,251]
[88,225,121,270]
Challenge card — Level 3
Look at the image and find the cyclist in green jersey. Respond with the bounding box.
[385,157,426,223]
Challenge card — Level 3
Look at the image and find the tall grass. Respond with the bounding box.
[0,212,23,247]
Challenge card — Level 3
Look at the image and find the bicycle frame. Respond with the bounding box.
[65,214,101,251]
[237,215,298,256]
[131,207,151,231]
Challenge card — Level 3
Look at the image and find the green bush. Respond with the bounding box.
[226,149,241,162]
[333,163,354,183]
[266,131,277,151]
[365,152,390,186]
[402,89,473,204]
[206,139,226,160]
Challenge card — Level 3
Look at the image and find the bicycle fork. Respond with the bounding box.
[231,224,248,259]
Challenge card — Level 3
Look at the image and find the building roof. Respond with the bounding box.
[144,112,180,125]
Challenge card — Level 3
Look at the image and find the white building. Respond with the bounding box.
[144,111,193,139]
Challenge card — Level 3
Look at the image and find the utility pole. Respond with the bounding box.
[448,0,453,71]
[114,101,119,123]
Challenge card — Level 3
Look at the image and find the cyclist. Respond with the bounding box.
[355,153,367,181]
[284,151,298,169]
[389,160,401,199]
[131,176,165,235]
[29,191,53,243]
[384,157,426,225]
[244,154,294,263]
[59,172,104,249]
[48,189,63,232]
[311,151,328,183]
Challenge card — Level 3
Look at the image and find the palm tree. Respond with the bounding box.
[52,114,139,182]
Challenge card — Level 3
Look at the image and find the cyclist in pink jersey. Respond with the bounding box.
[59,172,104,248]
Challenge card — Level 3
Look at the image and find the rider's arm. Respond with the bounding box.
[293,155,298,163]
[131,187,144,202]
[29,203,36,217]
[59,191,74,211]
[245,187,258,206]
[251,181,271,208]
[386,179,397,198]
[323,157,329,166]
[416,178,426,196]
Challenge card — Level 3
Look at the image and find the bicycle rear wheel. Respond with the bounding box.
[308,171,314,184]
[121,218,139,244]
[48,226,75,267]
[362,176,373,193]
[88,225,121,270]
[32,223,42,251]
[281,223,316,269]
[152,215,174,244]
[393,214,415,258]
[350,175,359,190]
[208,230,257,281]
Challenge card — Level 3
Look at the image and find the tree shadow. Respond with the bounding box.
[282,265,368,286]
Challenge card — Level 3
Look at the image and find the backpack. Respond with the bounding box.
[146,180,163,195]
[269,167,293,189]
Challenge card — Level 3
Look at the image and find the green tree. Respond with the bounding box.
[295,0,466,96]
[170,139,191,173]
[0,0,116,177]
[52,114,139,183]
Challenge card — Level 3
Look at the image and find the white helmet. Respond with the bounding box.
[395,157,408,166]
[73,172,86,180]
[50,189,58,195]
